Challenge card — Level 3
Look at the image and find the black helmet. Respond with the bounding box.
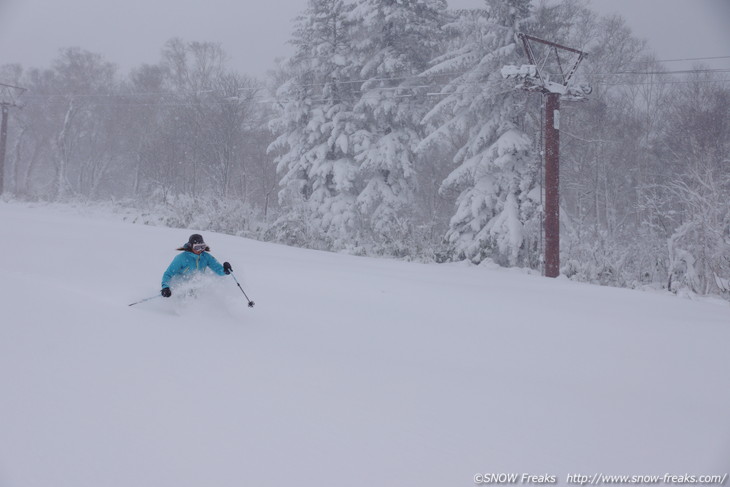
[188,234,205,245]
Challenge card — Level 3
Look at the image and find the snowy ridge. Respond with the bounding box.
[0,202,728,487]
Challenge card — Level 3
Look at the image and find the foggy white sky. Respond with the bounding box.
[0,0,728,78]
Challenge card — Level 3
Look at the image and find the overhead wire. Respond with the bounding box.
[625,54,730,64]
[9,52,730,108]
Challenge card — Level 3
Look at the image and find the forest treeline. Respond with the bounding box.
[1,0,728,298]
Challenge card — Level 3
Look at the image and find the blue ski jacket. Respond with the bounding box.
[161,245,227,289]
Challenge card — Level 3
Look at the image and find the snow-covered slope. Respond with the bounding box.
[1,202,728,487]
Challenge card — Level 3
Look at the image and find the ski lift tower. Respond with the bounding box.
[502,33,590,278]
[0,82,26,195]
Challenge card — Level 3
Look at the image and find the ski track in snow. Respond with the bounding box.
[1,202,729,487]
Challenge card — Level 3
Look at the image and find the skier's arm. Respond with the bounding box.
[161,254,184,288]
[206,254,227,276]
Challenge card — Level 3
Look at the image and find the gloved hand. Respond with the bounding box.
[223,262,233,275]
[161,287,172,298]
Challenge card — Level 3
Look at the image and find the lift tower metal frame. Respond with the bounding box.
[502,33,590,277]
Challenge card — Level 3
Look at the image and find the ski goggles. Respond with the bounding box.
[192,243,207,252]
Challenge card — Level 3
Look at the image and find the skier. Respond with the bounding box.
[160,234,232,297]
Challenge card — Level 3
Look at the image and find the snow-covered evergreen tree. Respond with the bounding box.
[347,0,448,254]
[268,0,362,249]
[420,0,540,266]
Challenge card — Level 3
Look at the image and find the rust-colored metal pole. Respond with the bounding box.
[544,93,560,277]
[0,105,8,195]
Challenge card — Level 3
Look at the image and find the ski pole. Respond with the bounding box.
[229,271,255,308]
[128,294,162,307]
